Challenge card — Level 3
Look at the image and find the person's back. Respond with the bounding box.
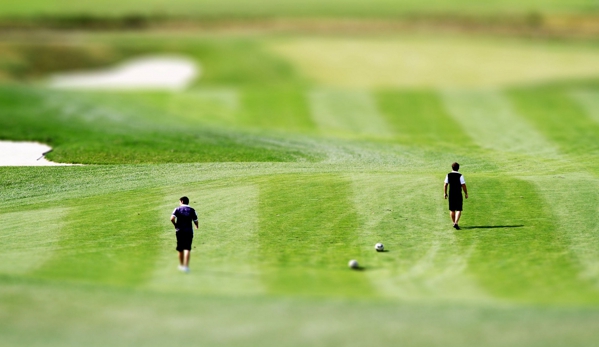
[447,172,463,197]
[170,196,199,273]
[443,162,468,229]
[173,205,197,233]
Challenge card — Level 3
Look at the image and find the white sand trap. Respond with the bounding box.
[0,141,75,166]
[49,56,199,91]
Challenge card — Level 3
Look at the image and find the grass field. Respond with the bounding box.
[2,28,599,346]
[1,0,598,18]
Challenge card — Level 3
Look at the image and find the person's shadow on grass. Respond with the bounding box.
[461,225,524,230]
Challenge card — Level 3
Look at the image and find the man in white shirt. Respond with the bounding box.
[444,162,468,230]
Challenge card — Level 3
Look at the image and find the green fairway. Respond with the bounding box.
[2,29,599,346]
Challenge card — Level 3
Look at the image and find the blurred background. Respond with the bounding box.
[2,1,599,90]
[1,0,599,163]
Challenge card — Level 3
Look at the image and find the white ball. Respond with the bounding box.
[375,243,384,252]
[348,259,359,269]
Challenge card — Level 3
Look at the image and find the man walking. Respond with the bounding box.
[444,162,468,230]
[170,196,199,273]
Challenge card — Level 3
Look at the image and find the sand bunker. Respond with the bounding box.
[0,141,75,166]
[49,56,199,91]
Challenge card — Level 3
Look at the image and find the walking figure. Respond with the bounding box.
[444,162,468,230]
[170,196,199,272]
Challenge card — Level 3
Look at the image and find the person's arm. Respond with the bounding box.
[170,215,177,229]
[192,210,199,229]
[444,183,448,199]
[462,184,468,199]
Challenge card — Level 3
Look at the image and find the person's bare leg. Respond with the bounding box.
[178,251,184,266]
[450,211,456,224]
[455,211,462,225]
[183,250,191,268]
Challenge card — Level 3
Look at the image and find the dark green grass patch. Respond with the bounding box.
[460,176,599,305]
[508,86,599,160]
[0,86,320,163]
[240,87,315,133]
[258,174,374,298]
[377,89,477,148]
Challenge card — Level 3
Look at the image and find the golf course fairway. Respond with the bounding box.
[1,28,599,346]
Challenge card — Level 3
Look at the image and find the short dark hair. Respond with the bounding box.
[180,196,189,204]
[452,162,459,171]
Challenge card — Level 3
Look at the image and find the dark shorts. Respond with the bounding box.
[176,231,193,251]
[448,194,463,211]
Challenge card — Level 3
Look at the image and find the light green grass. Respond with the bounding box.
[3,281,599,347]
[308,89,392,138]
[0,0,597,18]
[569,89,599,125]
[525,173,599,289]
[440,89,560,158]
[269,37,599,88]
[2,32,599,346]
[0,208,67,275]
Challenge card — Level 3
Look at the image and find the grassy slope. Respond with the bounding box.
[2,33,599,346]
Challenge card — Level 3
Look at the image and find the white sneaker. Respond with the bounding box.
[178,265,185,272]
[183,266,190,273]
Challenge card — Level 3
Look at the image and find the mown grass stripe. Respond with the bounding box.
[164,88,240,125]
[0,207,68,276]
[508,87,599,160]
[441,89,559,158]
[569,89,599,125]
[258,174,375,298]
[240,88,315,133]
[350,173,491,303]
[147,183,264,296]
[188,88,239,110]
[523,173,599,289]
[308,89,392,137]
[33,190,164,287]
[461,175,599,304]
[377,90,476,147]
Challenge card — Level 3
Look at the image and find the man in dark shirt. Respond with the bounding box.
[444,162,468,230]
[170,196,199,273]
